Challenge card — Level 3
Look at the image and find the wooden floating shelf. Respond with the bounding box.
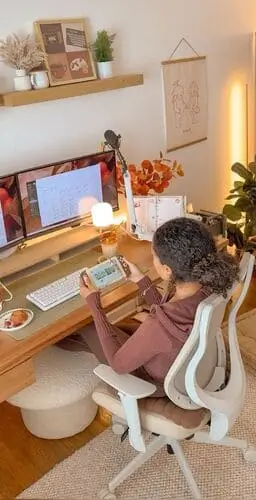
[0,73,144,107]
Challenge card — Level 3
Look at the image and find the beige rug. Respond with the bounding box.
[19,372,256,500]
[222,308,256,373]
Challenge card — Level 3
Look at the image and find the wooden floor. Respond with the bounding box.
[0,276,256,499]
[0,404,109,499]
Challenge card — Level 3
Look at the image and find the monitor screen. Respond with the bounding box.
[17,151,118,238]
[0,175,25,250]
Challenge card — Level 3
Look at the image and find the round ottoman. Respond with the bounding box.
[8,346,99,439]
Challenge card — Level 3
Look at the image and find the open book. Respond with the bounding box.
[134,195,186,241]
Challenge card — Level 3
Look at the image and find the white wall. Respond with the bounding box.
[0,0,255,212]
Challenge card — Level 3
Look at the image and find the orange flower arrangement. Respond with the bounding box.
[116,153,184,196]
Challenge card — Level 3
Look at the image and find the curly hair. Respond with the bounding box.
[152,217,239,297]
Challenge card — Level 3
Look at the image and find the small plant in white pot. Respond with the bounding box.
[92,30,116,79]
[0,33,45,91]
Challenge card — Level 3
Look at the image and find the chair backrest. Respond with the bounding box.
[164,293,228,410]
[164,252,255,440]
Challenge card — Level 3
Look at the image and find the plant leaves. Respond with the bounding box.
[244,222,254,239]
[234,180,244,189]
[235,197,254,212]
[223,204,242,221]
[231,162,253,181]
[248,162,256,175]
[226,194,240,200]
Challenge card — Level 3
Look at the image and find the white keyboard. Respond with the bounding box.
[26,268,86,311]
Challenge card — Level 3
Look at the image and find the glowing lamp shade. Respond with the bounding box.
[91,202,114,228]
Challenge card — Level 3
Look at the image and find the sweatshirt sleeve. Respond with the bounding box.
[136,276,163,306]
[85,292,170,374]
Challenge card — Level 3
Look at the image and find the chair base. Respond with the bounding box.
[99,432,256,499]
[21,396,98,439]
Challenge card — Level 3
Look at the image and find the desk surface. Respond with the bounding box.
[0,237,157,375]
[0,235,228,377]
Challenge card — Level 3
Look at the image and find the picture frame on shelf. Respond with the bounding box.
[34,18,97,86]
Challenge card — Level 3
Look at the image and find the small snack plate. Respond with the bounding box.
[0,308,34,332]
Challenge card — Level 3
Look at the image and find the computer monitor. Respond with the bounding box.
[0,175,25,250]
[17,151,119,239]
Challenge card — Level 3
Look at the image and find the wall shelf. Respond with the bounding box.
[0,73,144,107]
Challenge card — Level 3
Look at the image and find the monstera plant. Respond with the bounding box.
[223,161,256,251]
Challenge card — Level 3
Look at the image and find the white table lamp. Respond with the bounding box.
[91,202,118,258]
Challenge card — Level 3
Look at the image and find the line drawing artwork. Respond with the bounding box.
[162,56,208,152]
[171,79,200,130]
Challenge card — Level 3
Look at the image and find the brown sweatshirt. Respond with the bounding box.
[86,276,207,395]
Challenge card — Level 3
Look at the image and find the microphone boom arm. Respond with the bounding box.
[104,130,138,233]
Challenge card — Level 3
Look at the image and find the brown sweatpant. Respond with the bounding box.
[57,318,140,364]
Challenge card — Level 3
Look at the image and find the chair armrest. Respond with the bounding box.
[94,364,156,452]
[94,365,156,398]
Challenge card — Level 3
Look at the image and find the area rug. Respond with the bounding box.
[222,308,256,373]
[18,372,256,500]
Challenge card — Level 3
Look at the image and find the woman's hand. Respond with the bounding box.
[123,258,144,283]
[80,273,97,299]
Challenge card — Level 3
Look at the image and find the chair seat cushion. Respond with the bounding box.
[92,384,210,440]
[8,346,99,410]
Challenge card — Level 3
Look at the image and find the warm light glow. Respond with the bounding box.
[114,214,127,225]
[91,202,114,228]
[230,83,246,183]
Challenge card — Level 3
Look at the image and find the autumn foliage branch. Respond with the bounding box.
[116,154,184,196]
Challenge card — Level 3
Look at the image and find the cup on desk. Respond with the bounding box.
[100,230,118,258]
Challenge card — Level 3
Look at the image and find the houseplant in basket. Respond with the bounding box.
[0,33,45,91]
[91,30,116,79]
[223,161,256,254]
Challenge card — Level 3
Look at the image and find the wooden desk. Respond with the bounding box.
[0,235,228,402]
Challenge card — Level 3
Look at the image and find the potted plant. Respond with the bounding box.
[223,161,256,253]
[0,33,46,91]
[91,30,116,79]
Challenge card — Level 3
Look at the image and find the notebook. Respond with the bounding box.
[134,195,186,241]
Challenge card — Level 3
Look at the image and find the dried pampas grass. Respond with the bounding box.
[0,33,45,72]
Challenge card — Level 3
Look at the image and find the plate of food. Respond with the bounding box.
[0,308,34,331]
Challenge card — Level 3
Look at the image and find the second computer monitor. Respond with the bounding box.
[17,150,118,238]
[0,175,25,251]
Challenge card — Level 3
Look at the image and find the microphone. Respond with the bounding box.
[104,130,121,150]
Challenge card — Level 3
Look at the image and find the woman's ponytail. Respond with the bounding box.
[191,252,239,297]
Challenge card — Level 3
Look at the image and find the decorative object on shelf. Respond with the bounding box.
[91,30,116,79]
[161,38,208,152]
[116,153,184,196]
[14,70,32,91]
[223,161,256,253]
[0,33,45,91]
[30,70,49,89]
[34,18,97,86]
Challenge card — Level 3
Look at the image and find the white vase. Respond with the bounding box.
[30,70,49,90]
[97,61,113,79]
[14,69,32,91]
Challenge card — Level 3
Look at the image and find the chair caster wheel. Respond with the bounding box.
[243,445,256,463]
[99,488,117,499]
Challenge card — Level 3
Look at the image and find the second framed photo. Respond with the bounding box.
[34,18,97,86]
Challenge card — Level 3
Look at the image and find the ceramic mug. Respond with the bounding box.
[30,71,49,90]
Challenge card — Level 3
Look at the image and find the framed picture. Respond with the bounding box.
[162,56,208,152]
[34,18,97,86]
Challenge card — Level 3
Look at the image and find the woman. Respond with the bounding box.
[60,218,239,396]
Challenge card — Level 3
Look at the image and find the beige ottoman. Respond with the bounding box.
[8,346,99,439]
